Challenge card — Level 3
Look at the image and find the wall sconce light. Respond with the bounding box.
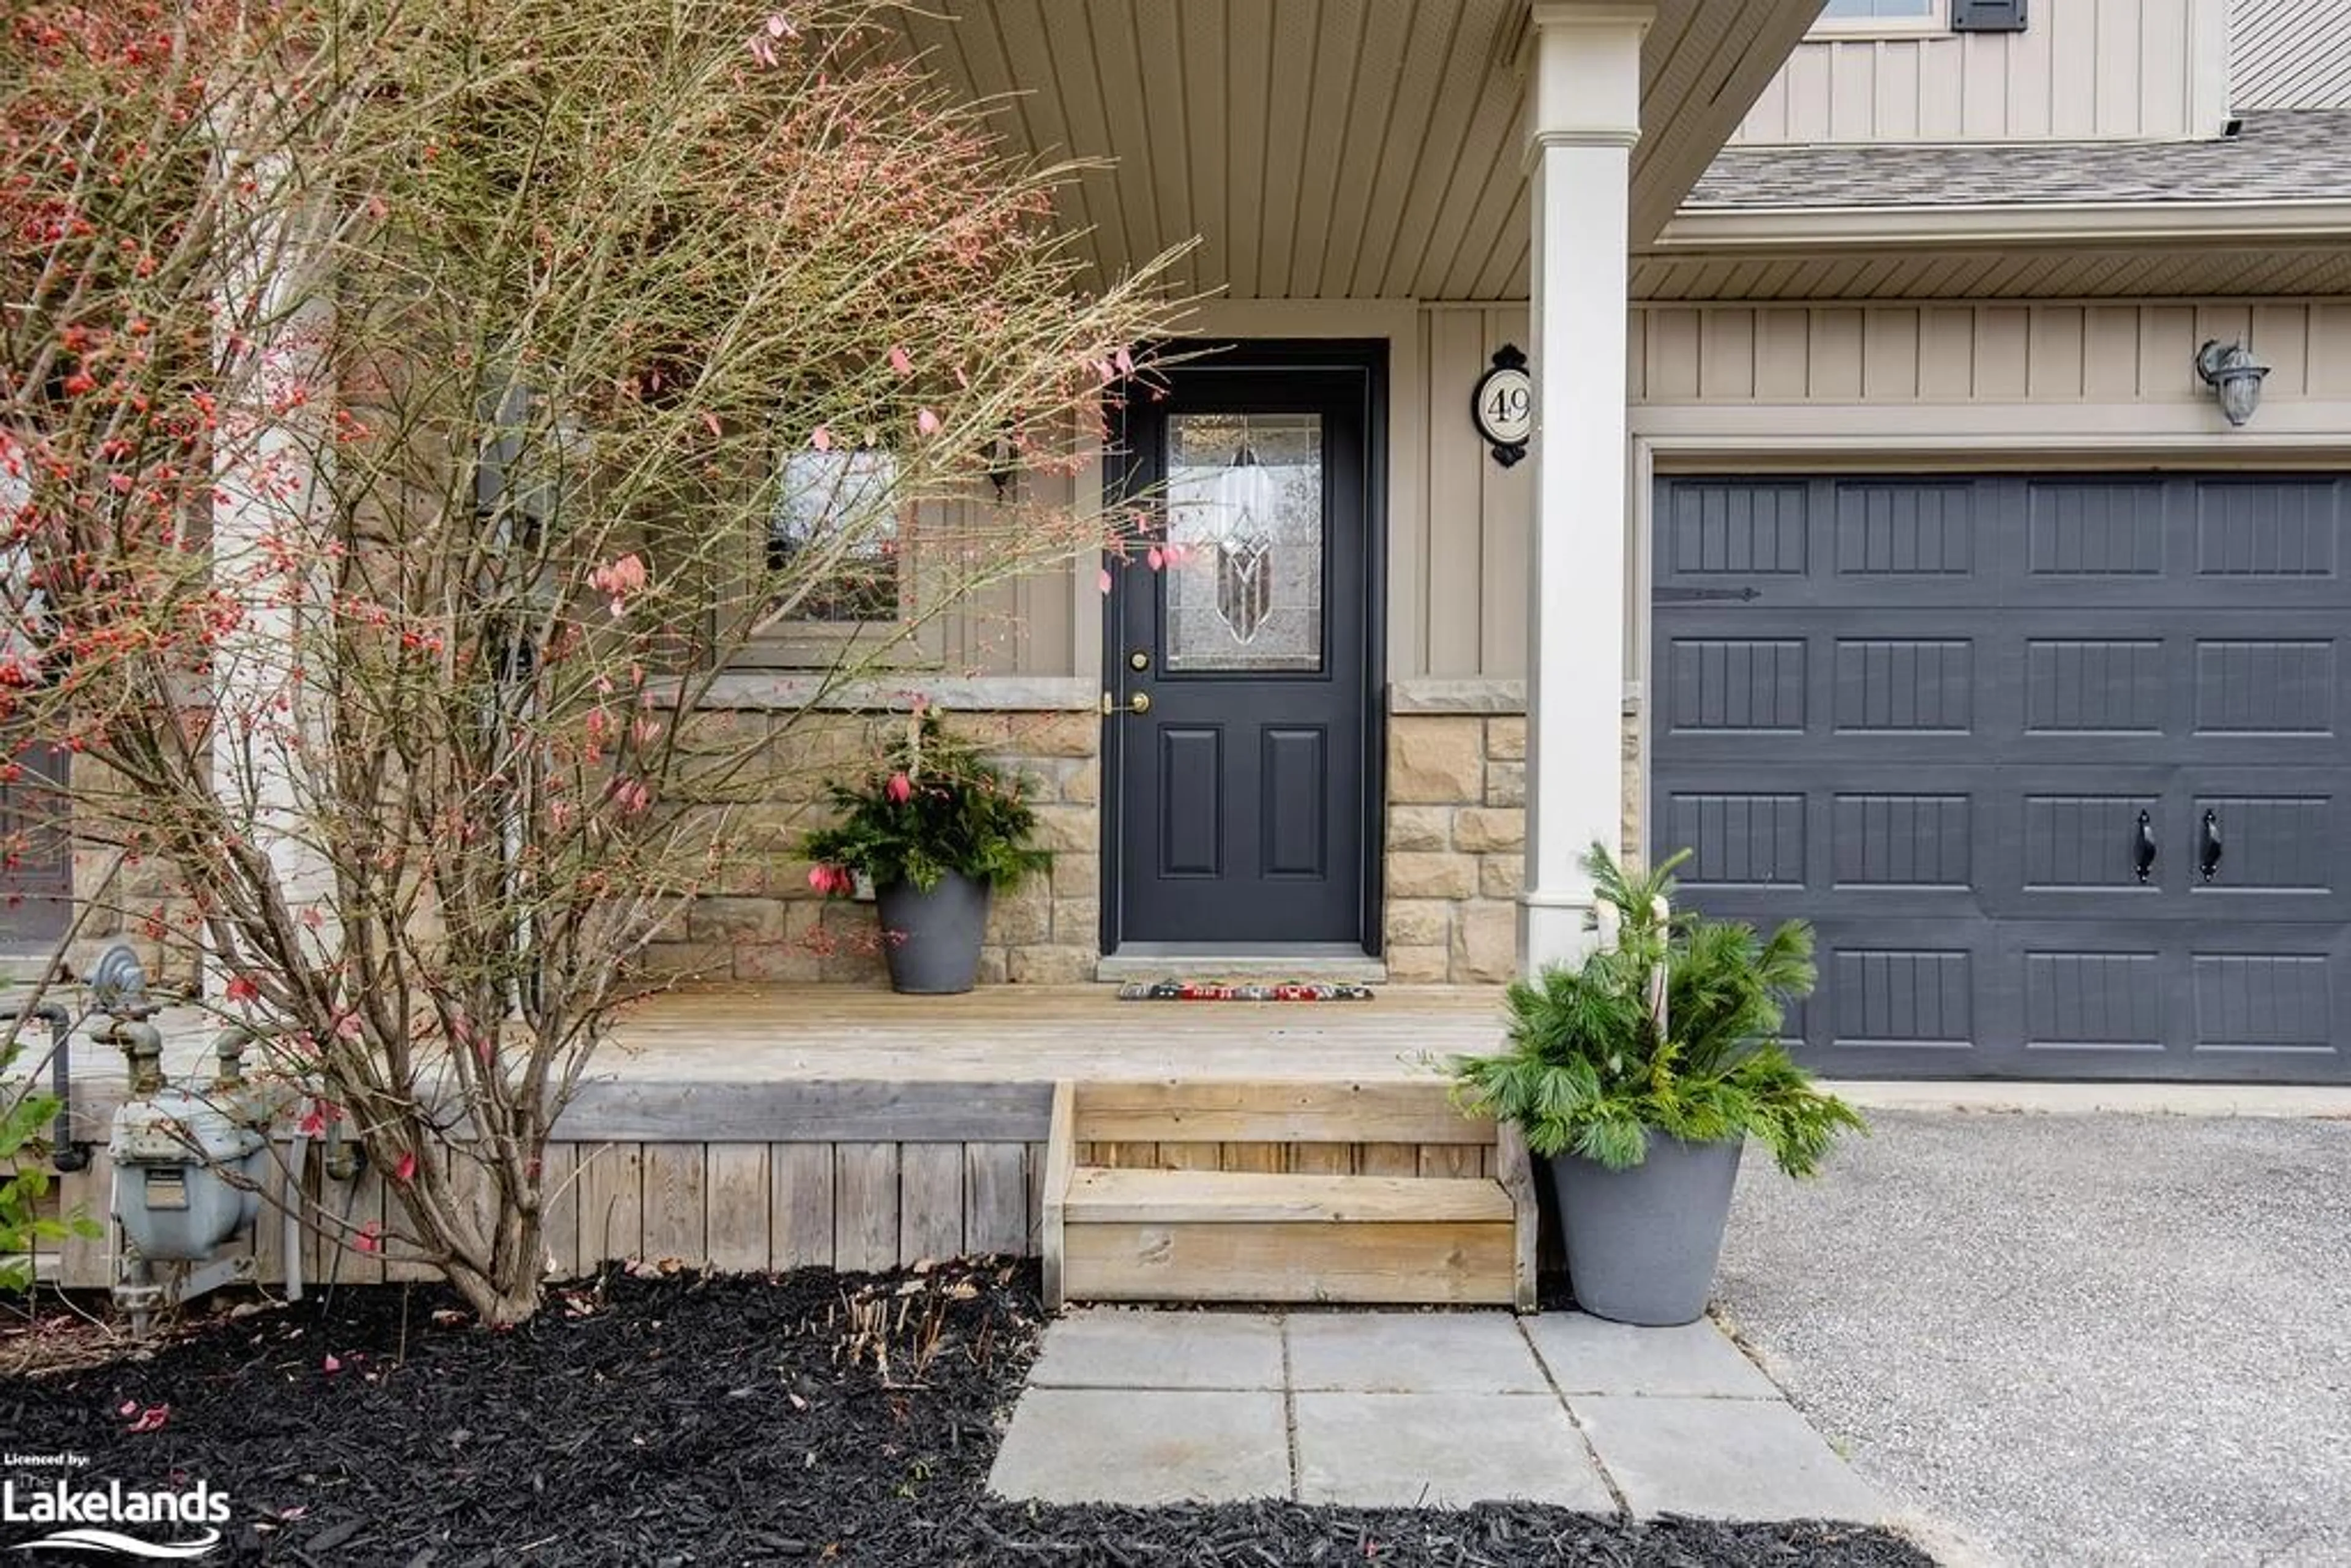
[2195,339,2270,427]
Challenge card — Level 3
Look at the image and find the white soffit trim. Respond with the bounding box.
[1650,199,2351,251]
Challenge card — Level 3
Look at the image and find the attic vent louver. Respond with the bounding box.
[1951,0,2027,30]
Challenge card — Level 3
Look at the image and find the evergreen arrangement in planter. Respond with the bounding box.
[801,711,1052,994]
[1451,844,1863,1324]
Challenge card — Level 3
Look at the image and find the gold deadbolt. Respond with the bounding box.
[1128,650,1151,671]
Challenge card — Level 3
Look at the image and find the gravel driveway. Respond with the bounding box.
[1714,1110,2351,1568]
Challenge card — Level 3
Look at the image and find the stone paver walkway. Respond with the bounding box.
[989,1308,1884,1521]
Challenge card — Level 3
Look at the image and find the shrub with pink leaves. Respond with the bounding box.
[0,0,1179,1323]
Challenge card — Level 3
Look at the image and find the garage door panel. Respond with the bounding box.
[2020,948,2169,1057]
[1661,763,1993,920]
[1660,620,2003,765]
[1660,632,1809,736]
[2015,475,2171,585]
[1971,765,2172,919]
[2019,628,2167,739]
[2183,770,2349,919]
[2183,927,2351,1076]
[1992,922,2191,1077]
[1653,471,2351,1083]
[1791,920,2007,1076]
[2187,475,2351,602]
[1662,788,1807,891]
[2015,787,2167,895]
[2190,635,2338,739]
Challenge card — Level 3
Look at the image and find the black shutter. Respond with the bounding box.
[1950,0,2027,31]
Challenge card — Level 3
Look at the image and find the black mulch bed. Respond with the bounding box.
[2,1263,1936,1566]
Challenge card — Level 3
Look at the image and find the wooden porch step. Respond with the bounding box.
[1064,1166,1514,1225]
[1041,1079,1538,1311]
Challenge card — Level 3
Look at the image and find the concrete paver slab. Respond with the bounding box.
[1524,1314,1781,1400]
[1284,1311,1550,1394]
[1292,1392,1614,1509]
[988,1388,1290,1504]
[1029,1308,1285,1390]
[1572,1394,1884,1523]
[990,1306,1884,1522]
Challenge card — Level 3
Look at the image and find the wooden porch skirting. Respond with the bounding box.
[40,985,1509,1290]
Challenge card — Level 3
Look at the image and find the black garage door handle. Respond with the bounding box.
[2133,811,2156,884]
[2199,809,2223,883]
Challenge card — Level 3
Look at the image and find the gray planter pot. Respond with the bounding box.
[874,872,992,994]
[1547,1134,1744,1327]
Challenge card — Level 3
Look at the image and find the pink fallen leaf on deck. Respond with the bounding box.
[126,1405,169,1433]
[117,1400,137,1417]
[766,13,795,37]
[323,1354,342,1374]
[888,346,913,377]
[915,407,941,437]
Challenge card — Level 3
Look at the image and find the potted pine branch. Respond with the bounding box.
[802,711,1051,994]
[1451,844,1863,1325]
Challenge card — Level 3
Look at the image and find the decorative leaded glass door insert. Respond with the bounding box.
[1104,355,1376,949]
[1164,413,1324,672]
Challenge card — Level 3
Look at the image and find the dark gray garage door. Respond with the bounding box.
[1651,475,2350,1082]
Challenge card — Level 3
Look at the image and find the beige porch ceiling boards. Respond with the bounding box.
[885,0,1823,301]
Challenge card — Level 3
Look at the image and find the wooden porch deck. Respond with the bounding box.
[36,985,1517,1291]
[601,983,1507,1082]
[565,983,1506,1142]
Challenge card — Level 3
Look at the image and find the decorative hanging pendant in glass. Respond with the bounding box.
[1213,437,1277,642]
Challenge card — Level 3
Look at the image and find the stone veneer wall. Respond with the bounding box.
[643,706,1101,986]
[1382,701,1643,985]
[648,689,1645,989]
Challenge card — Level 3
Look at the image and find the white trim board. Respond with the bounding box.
[1631,399,2351,452]
[1651,200,2351,253]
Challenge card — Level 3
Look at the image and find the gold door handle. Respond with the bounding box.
[1099,690,1152,716]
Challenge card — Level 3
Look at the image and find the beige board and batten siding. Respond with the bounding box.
[1734,0,2229,144]
[1626,300,2351,407]
[929,464,1082,678]
[2231,0,2351,109]
[1412,298,2351,880]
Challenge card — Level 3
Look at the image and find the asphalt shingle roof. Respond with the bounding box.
[1685,108,2351,210]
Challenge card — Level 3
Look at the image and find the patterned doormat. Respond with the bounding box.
[1114,981,1377,1002]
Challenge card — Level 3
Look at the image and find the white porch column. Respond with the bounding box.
[211,149,339,968]
[1520,3,1647,973]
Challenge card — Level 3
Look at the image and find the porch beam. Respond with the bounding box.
[1520,2,1649,974]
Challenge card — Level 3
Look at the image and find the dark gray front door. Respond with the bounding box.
[1652,474,2351,1082]
[1104,354,1378,948]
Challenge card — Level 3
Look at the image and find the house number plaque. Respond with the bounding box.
[1471,345,1532,468]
